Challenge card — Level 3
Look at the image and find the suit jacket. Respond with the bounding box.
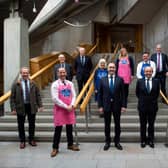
[10,79,43,115]
[74,55,93,80]
[151,53,168,73]
[136,78,160,112]
[54,63,73,81]
[98,76,126,112]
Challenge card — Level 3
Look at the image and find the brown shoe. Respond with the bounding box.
[20,142,25,149]
[67,145,80,151]
[50,149,59,157]
[29,140,37,146]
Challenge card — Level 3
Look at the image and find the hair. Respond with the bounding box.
[20,67,29,73]
[98,58,107,68]
[142,51,150,55]
[118,48,128,59]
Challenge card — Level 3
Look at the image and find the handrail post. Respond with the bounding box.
[85,106,89,133]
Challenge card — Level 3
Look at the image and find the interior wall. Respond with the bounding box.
[30,24,93,57]
[143,1,168,54]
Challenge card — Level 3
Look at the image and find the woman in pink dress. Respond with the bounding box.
[115,48,134,105]
[50,67,79,157]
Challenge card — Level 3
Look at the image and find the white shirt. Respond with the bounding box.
[51,79,76,109]
[145,77,152,92]
[136,60,156,79]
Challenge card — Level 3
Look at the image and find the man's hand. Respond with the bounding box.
[67,105,73,112]
[99,107,103,113]
[11,110,17,115]
[121,107,126,113]
[166,72,168,77]
[38,107,44,112]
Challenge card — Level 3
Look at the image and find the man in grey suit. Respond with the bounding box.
[54,54,73,81]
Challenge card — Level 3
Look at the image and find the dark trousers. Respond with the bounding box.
[156,72,167,97]
[104,108,121,144]
[77,75,89,93]
[52,124,73,149]
[17,104,36,143]
[139,109,157,143]
[124,84,129,105]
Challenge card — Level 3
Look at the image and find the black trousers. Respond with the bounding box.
[52,124,73,149]
[156,72,167,97]
[139,109,157,143]
[104,108,121,144]
[124,84,129,105]
[17,104,36,143]
[77,75,89,93]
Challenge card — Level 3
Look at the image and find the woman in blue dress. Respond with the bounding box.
[94,58,108,117]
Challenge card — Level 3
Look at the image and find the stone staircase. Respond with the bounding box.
[0,78,167,143]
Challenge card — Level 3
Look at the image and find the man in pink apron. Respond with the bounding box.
[50,67,79,157]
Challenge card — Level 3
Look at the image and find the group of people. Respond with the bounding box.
[10,44,168,158]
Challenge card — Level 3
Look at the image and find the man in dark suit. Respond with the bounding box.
[74,47,93,93]
[136,66,160,148]
[10,67,43,149]
[151,44,168,102]
[54,54,73,81]
[98,62,126,151]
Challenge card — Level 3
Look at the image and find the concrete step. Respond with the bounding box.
[0,131,166,142]
[1,114,168,123]
[0,122,167,132]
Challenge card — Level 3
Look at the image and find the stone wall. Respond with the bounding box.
[143,1,168,54]
[30,24,93,57]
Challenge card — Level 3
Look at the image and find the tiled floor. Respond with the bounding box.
[0,142,168,168]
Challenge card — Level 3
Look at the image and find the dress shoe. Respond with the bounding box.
[140,142,146,148]
[103,143,110,151]
[115,143,123,150]
[67,145,80,151]
[29,140,37,146]
[50,149,59,157]
[148,141,154,148]
[20,142,25,149]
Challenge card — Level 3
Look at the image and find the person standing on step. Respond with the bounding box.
[115,47,134,106]
[50,67,79,157]
[54,53,73,81]
[136,52,156,79]
[10,67,43,149]
[151,44,168,103]
[94,58,108,118]
[98,62,126,151]
[136,66,160,148]
[74,47,93,94]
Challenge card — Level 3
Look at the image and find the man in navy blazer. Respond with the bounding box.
[98,62,126,151]
[151,44,168,102]
[136,66,160,148]
[74,47,93,93]
[54,54,73,81]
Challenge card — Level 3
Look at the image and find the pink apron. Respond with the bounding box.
[53,82,76,126]
[118,57,131,84]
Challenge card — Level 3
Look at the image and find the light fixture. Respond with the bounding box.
[33,1,37,13]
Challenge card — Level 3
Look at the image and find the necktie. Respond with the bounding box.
[24,80,30,103]
[146,79,150,93]
[62,80,66,86]
[82,56,85,66]
[157,53,160,71]
[110,75,114,95]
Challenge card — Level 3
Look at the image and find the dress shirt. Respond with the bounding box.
[145,77,152,92]
[21,79,30,103]
[136,60,156,79]
[157,53,163,72]
[51,79,76,109]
